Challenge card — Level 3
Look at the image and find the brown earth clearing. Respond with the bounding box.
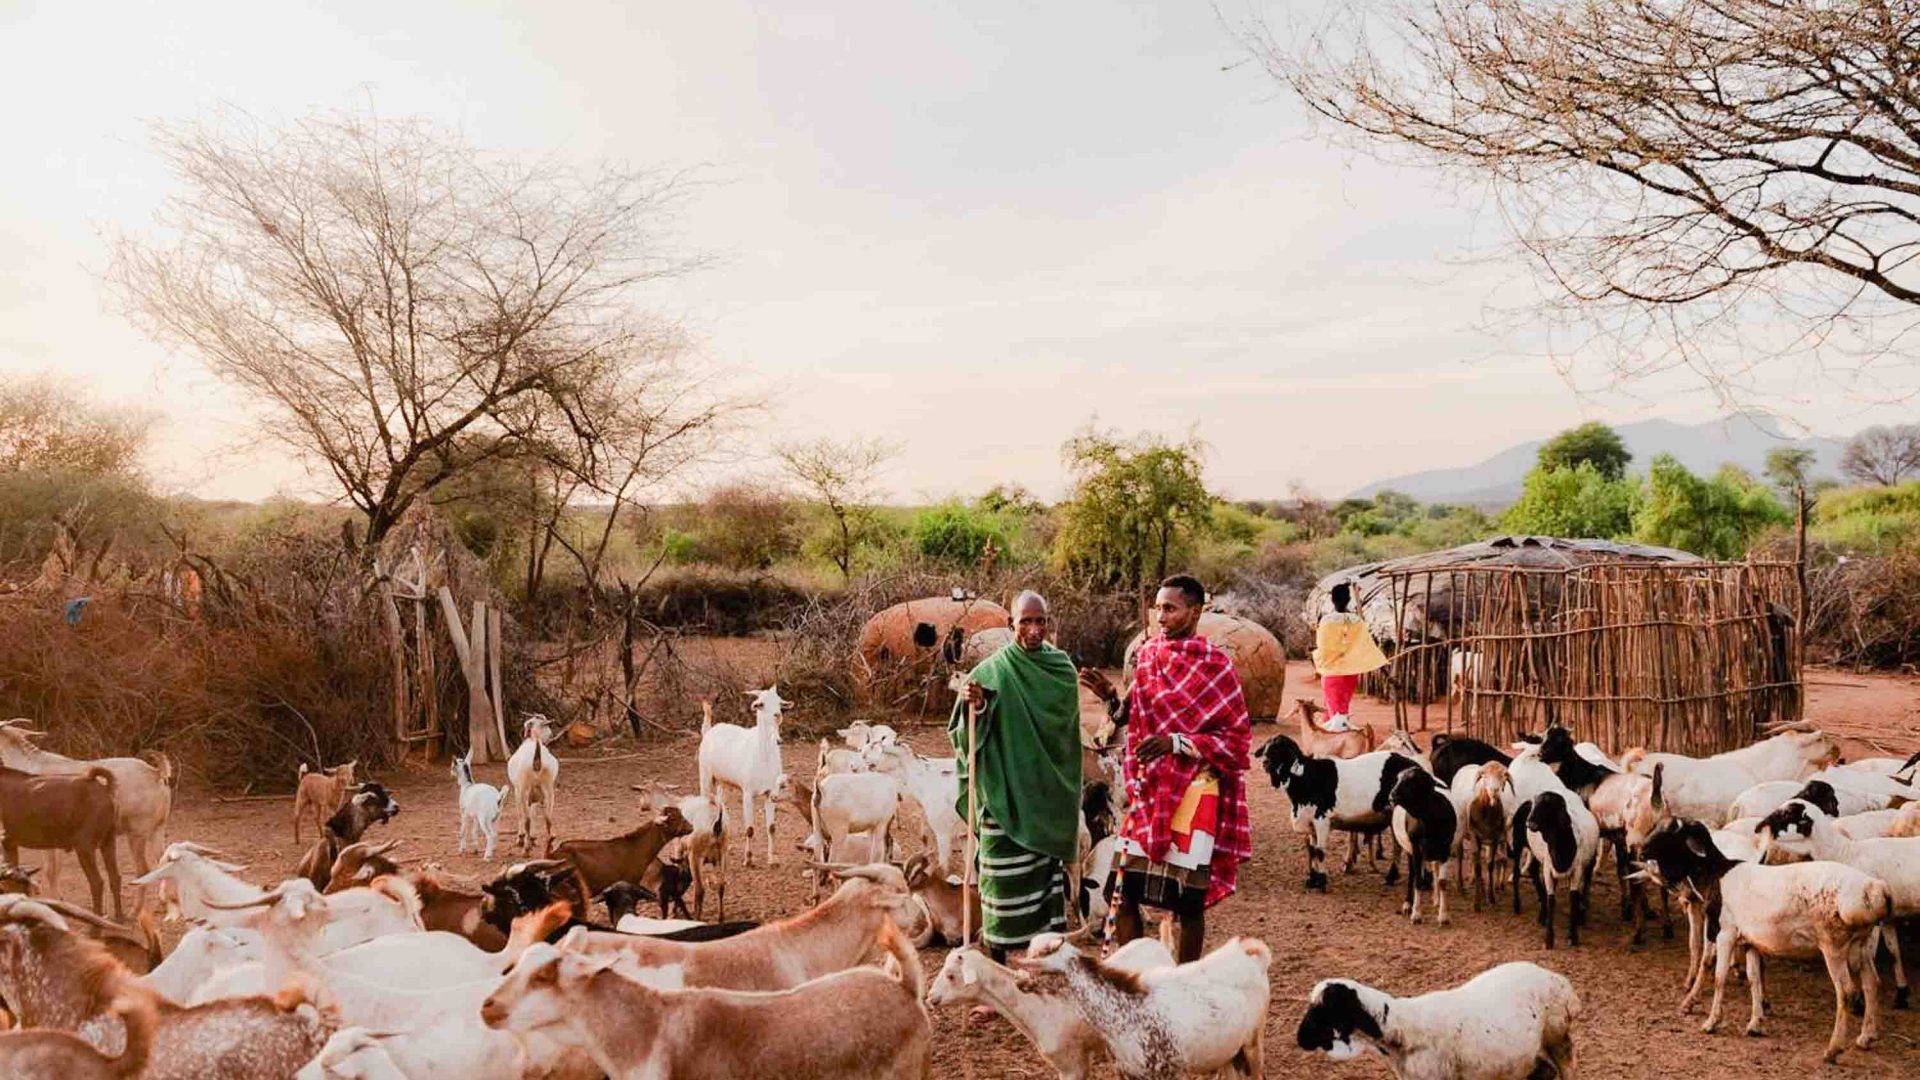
[27,658,1920,1078]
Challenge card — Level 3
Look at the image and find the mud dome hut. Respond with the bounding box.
[1306,536,1800,756]
[857,594,1011,711]
[1123,613,1288,718]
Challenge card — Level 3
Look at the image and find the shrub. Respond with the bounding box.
[1813,480,1920,551]
[912,503,1009,566]
[1501,462,1638,539]
[1636,456,1788,558]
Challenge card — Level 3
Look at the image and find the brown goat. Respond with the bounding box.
[901,852,979,947]
[0,765,122,918]
[554,806,693,897]
[292,761,356,844]
[407,873,509,951]
[322,840,403,894]
[0,864,39,895]
[294,783,399,889]
[1286,698,1377,760]
[0,988,151,1078]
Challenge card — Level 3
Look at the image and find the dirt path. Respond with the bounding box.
[34,660,1920,1078]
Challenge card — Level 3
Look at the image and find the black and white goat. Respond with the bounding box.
[1388,768,1456,926]
[1298,962,1580,1079]
[1257,735,1420,892]
[1428,733,1511,787]
[1510,788,1600,948]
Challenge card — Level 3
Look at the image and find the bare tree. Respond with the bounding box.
[776,437,897,583]
[0,375,152,476]
[110,107,715,544]
[1840,423,1920,486]
[1251,0,1920,403]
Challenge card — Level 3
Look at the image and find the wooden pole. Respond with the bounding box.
[962,698,979,946]
[489,603,509,757]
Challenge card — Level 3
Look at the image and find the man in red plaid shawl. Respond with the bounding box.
[1081,574,1252,962]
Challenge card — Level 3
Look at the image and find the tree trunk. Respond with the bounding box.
[620,582,642,739]
[437,586,506,762]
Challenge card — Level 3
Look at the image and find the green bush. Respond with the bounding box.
[1813,481,1920,550]
[1636,455,1788,559]
[1501,462,1638,539]
[912,503,1009,566]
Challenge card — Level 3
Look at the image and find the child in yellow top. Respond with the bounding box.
[1312,582,1386,730]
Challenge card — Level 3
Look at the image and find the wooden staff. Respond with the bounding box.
[963,693,979,946]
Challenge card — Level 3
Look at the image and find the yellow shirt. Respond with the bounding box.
[1313,612,1388,676]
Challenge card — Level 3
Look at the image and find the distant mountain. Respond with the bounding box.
[1350,416,1848,506]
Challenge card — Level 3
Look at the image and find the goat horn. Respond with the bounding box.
[203,881,290,910]
[173,841,229,858]
[0,896,72,930]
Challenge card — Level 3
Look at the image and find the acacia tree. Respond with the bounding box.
[111,107,716,545]
[1255,0,1920,402]
[1839,423,1920,486]
[1053,428,1212,590]
[776,436,897,583]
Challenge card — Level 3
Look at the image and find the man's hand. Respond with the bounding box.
[1134,734,1174,765]
[964,681,987,710]
[1078,668,1117,704]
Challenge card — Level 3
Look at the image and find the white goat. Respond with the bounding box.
[816,737,868,777]
[1447,648,1481,704]
[1298,962,1579,1080]
[1758,801,1920,1009]
[130,843,260,926]
[507,715,561,855]
[1013,936,1270,1080]
[837,720,899,752]
[1727,771,1920,823]
[296,1028,409,1080]
[129,844,418,953]
[926,939,1174,1080]
[698,690,787,868]
[1622,728,1839,823]
[451,753,508,860]
[864,743,963,872]
[802,770,900,901]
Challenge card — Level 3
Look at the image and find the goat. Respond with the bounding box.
[1256,734,1417,890]
[698,690,788,868]
[1286,698,1376,759]
[1011,935,1270,1080]
[507,715,562,855]
[926,938,1174,1080]
[0,863,38,894]
[1449,762,1510,911]
[0,763,122,917]
[818,737,868,776]
[560,863,924,991]
[1621,728,1839,824]
[634,782,728,920]
[804,769,900,901]
[296,1028,408,1080]
[294,784,399,889]
[322,840,403,895]
[1428,732,1510,786]
[1388,767,1455,925]
[0,987,151,1078]
[0,719,175,912]
[837,720,899,753]
[1728,770,1920,823]
[901,852,980,947]
[405,873,506,951]
[1447,647,1481,704]
[451,752,508,860]
[1298,962,1579,1080]
[480,925,931,1080]
[1536,726,1664,936]
[132,843,262,926]
[292,761,356,845]
[1511,789,1600,948]
[863,742,964,872]
[554,805,693,897]
[1757,800,1920,1009]
[479,860,592,941]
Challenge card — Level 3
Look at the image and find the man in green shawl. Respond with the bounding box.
[952,590,1082,959]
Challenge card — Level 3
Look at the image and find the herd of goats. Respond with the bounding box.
[0,680,1915,1078]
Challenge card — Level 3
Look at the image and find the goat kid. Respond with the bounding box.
[292,762,356,845]
[451,753,508,860]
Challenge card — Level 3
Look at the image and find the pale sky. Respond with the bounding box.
[1,0,1910,505]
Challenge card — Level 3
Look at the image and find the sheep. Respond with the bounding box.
[0,719,174,913]
[804,769,900,900]
[1512,789,1601,948]
[1256,734,1418,890]
[479,925,932,1080]
[0,763,122,917]
[1286,697,1377,759]
[559,863,925,991]
[1010,935,1270,1080]
[1449,761,1510,911]
[1535,726,1663,934]
[0,988,151,1079]
[292,761,356,845]
[925,938,1174,1080]
[1297,961,1580,1080]
[1428,733,1511,786]
[1756,800,1920,1009]
[698,690,788,868]
[507,715,562,855]
[1889,802,1920,838]
[294,783,400,889]
[1388,767,1456,926]
[863,742,964,872]
[1621,727,1839,824]
[322,840,403,895]
[1727,770,1920,823]
[553,805,693,898]
[1633,819,1760,1004]
[451,752,508,860]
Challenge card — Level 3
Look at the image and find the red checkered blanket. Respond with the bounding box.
[1123,634,1253,906]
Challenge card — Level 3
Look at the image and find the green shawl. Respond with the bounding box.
[949,640,1082,863]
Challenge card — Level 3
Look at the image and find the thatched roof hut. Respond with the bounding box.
[1123,614,1288,718]
[856,595,1011,706]
[1306,535,1701,645]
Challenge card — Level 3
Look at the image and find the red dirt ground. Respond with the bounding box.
[31,659,1920,1078]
